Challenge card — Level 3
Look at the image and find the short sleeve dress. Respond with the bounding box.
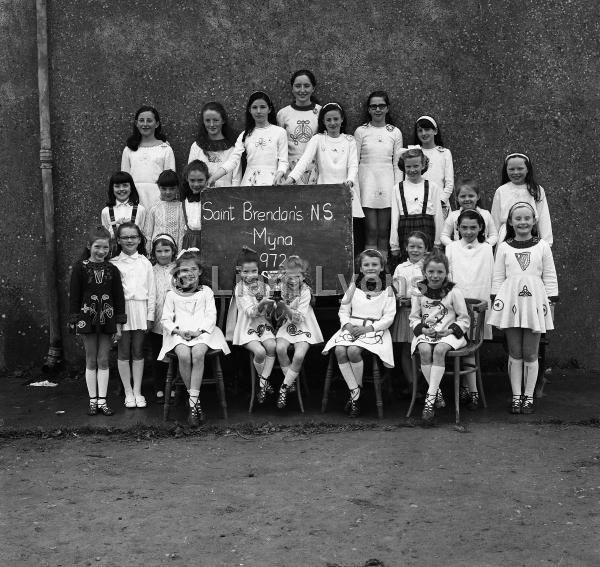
[274,286,323,344]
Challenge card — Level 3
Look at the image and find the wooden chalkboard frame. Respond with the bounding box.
[200,184,354,295]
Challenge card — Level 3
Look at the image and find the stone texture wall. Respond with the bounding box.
[1,0,598,368]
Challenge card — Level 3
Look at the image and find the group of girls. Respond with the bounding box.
[69,68,558,423]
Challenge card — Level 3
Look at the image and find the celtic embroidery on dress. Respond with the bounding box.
[335,328,383,345]
[515,252,531,271]
[247,323,274,337]
[286,323,311,338]
[492,299,504,311]
[290,120,312,146]
[518,285,532,297]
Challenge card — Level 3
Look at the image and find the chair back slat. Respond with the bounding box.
[465,298,487,346]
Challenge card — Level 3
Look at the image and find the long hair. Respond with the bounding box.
[317,102,347,135]
[457,209,486,243]
[242,92,277,142]
[501,153,541,201]
[413,115,444,147]
[194,101,237,150]
[126,105,167,151]
[106,171,139,206]
[290,69,319,104]
[504,202,539,239]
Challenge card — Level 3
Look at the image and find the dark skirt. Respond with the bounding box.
[388,213,436,273]
[182,229,201,251]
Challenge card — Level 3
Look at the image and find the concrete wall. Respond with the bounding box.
[1,0,598,369]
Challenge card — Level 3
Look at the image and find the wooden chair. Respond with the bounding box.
[163,295,229,422]
[406,298,488,424]
[321,350,388,418]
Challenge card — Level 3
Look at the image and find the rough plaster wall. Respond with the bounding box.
[0,0,598,368]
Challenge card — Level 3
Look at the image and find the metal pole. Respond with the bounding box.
[36,0,62,370]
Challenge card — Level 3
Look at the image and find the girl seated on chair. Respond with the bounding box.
[157,249,230,427]
[409,250,470,422]
[273,255,323,409]
[322,249,396,418]
[225,248,277,404]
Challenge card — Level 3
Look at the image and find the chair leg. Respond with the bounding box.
[300,366,310,397]
[248,354,256,414]
[475,351,487,408]
[372,355,384,418]
[454,357,461,425]
[296,374,305,414]
[163,358,175,422]
[406,356,419,418]
[321,353,335,413]
[212,356,228,419]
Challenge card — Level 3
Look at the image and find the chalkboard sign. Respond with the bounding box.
[200,184,354,295]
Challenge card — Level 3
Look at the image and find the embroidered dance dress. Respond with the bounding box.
[322,284,396,367]
[225,281,276,345]
[440,207,498,247]
[446,240,494,339]
[491,182,553,245]
[182,197,202,249]
[277,103,321,184]
[274,286,323,344]
[121,142,176,210]
[409,283,470,354]
[69,259,126,334]
[144,200,186,253]
[422,146,454,205]
[391,259,424,342]
[488,237,558,333]
[354,123,403,209]
[188,140,241,187]
[157,287,230,360]
[288,133,364,218]
[100,202,147,240]
[220,124,288,186]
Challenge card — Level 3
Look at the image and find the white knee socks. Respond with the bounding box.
[420,364,432,384]
[85,369,97,398]
[427,365,445,395]
[188,388,199,408]
[97,369,109,399]
[283,368,299,388]
[339,362,359,391]
[132,359,144,396]
[350,361,364,388]
[253,357,265,377]
[523,360,539,398]
[508,356,523,396]
[262,355,275,379]
[117,360,133,396]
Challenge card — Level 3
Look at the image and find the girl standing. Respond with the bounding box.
[100,171,146,240]
[390,148,444,264]
[273,255,323,409]
[188,101,241,187]
[225,248,277,403]
[446,209,494,409]
[413,115,454,213]
[488,202,558,414]
[355,91,403,260]
[491,153,553,246]
[158,250,230,426]
[322,249,396,417]
[208,92,288,187]
[149,233,177,402]
[69,226,126,416]
[409,250,470,421]
[111,222,155,408]
[144,169,185,252]
[285,102,364,219]
[440,178,498,246]
[391,231,430,393]
[181,160,208,250]
[277,69,321,184]
[121,105,176,210]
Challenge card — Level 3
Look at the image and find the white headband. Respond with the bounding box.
[323,102,342,110]
[176,247,200,259]
[416,115,437,129]
[508,201,537,220]
[153,233,176,246]
[505,152,530,162]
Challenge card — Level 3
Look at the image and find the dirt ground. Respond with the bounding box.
[2,419,600,567]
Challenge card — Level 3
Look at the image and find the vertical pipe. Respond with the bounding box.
[36,0,62,369]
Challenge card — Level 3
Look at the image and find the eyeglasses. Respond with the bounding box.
[119,235,140,240]
[369,104,388,110]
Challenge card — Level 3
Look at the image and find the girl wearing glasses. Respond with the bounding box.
[355,91,403,263]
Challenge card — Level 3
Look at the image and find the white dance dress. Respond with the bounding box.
[188,141,241,187]
[274,286,323,344]
[488,238,558,333]
[225,281,276,345]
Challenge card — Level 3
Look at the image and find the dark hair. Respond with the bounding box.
[354,249,387,289]
[455,177,484,208]
[505,202,539,239]
[157,169,179,188]
[398,148,429,174]
[501,154,541,201]
[418,250,454,297]
[172,250,211,290]
[150,233,178,265]
[457,209,486,243]
[181,160,209,201]
[317,103,347,134]
[363,90,394,125]
[80,226,111,260]
[242,92,277,142]
[194,101,237,150]
[115,221,147,256]
[106,171,140,206]
[290,69,319,104]
[405,230,431,251]
[236,247,260,269]
[126,105,167,151]
[413,116,444,147]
